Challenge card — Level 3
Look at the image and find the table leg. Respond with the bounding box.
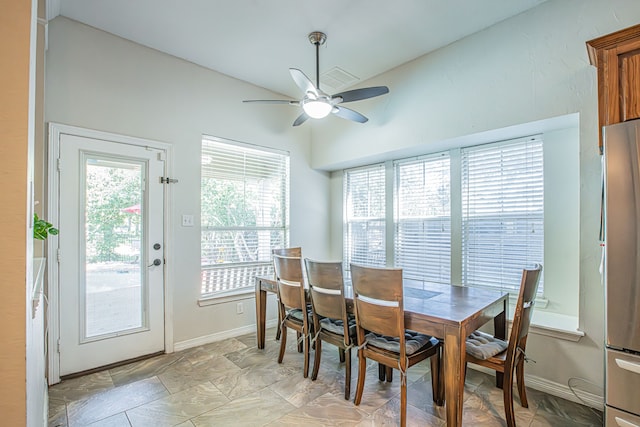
[444,325,465,427]
[255,278,266,349]
[493,299,508,388]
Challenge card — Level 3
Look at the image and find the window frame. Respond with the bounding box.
[393,152,452,286]
[200,136,290,299]
[342,135,545,298]
[343,163,387,278]
[460,136,545,294]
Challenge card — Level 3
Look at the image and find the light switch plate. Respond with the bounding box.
[182,214,194,227]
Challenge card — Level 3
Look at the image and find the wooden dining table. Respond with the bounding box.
[255,275,508,427]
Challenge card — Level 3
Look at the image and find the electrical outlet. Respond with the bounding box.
[236,302,244,314]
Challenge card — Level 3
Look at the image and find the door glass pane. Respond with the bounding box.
[84,156,145,339]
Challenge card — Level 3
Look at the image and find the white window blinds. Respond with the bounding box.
[200,137,289,295]
[394,153,451,284]
[461,136,544,294]
[343,164,386,275]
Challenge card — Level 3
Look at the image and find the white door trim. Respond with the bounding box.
[47,123,174,384]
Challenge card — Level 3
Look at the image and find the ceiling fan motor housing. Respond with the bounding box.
[308,31,326,46]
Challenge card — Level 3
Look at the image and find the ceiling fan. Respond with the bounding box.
[243,31,389,127]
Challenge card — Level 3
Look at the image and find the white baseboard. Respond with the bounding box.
[173,319,279,352]
[468,365,604,410]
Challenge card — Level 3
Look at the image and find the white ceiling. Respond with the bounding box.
[50,0,547,98]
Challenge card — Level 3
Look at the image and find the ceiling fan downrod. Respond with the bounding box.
[308,31,326,90]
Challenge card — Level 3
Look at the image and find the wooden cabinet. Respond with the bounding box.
[587,24,640,153]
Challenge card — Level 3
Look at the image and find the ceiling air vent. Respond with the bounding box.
[321,66,360,92]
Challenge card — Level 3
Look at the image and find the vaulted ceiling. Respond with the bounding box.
[49,0,547,98]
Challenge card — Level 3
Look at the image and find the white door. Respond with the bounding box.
[58,133,165,376]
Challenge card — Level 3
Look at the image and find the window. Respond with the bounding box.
[200,137,289,296]
[343,164,386,276]
[342,136,544,296]
[394,153,451,285]
[461,137,544,293]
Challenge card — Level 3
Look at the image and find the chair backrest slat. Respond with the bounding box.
[272,247,302,257]
[354,298,403,337]
[305,259,345,322]
[510,264,543,345]
[273,254,305,310]
[351,264,405,341]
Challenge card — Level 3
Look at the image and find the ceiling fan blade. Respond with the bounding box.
[292,112,309,127]
[290,68,318,96]
[332,86,389,103]
[332,106,368,123]
[243,99,299,105]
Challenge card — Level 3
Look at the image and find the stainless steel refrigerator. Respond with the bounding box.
[604,119,640,426]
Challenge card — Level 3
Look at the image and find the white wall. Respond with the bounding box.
[44,0,640,405]
[45,17,330,345]
[316,0,640,403]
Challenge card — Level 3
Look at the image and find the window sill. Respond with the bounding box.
[198,288,265,307]
[511,310,585,342]
[503,296,583,341]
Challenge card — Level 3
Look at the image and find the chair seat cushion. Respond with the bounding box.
[466,331,508,360]
[319,316,356,337]
[287,308,312,324]
[365,330,438,355]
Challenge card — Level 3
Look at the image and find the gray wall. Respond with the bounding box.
[314,0,640,404]
[45,17,331,345]
[45,0,640,405]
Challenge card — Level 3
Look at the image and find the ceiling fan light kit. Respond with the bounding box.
[243,31,389,126]
[302,98,332,118]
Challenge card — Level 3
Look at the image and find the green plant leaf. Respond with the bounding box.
[34,213,59,240]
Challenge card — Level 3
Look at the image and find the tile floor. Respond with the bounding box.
[48,328,603,426]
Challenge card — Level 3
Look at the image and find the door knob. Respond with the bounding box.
[148,259,162,267]
[153,243,161,250]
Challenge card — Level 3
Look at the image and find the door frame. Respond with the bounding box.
[47,123,174,384]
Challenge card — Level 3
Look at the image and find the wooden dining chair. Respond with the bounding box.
[272,253,311,377]
[350,264,443,427]
[464,263,543,427]
[272,247,302,342]
[272,247,302,257]
[304,259,356,399]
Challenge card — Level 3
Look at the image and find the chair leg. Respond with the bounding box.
[303,333,310,378]
[516,354,528,408]
[354,352,367,405]
[400,374,407,427]
[277,325,287,363]
[339,348,346,363]
[430,349,444,406]
[296,331,303,353]
[275,303,282,341]
[385,366,393,383]
[378,363,386,381]
[311,338,322,380]
[503,368,516,427]
[344,348,352,400]
[496,371,504,389]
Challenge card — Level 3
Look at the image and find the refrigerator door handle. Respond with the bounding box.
[615,358,640,375]
[615,416,640,427]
